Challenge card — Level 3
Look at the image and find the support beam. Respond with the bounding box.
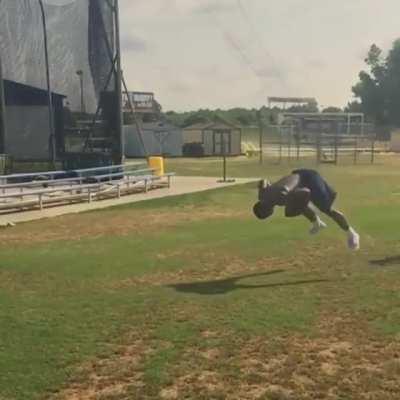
[38,0,56,166]
[347,113,351,135]
[121,71,148,157]
[257,110,263,164]
[0,54,6,154]
[113,0,124,164]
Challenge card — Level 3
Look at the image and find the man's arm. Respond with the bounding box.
[279,173,301,193]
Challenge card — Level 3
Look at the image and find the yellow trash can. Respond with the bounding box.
[148,156,164,176]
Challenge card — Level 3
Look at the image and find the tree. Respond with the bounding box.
[365,44,386,82]
[350,40,400,126]
[384,39,400,125]
[352,69,385,124]
[182,113,209,127]
[322,107,342,113]
[344,101,362,113]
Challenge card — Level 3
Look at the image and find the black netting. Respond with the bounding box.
[0,0,120,163]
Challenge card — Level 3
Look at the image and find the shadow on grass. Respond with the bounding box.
[370,255,400,267]
[167,269,329,295]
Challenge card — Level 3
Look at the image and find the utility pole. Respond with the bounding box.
[38,0,56,166]
[217,131,235,183]
[222,134,227,182]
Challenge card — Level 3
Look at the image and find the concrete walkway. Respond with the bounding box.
[0,176,255,225]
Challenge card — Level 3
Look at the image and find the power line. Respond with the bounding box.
[222,31,264,79]
[208,5,268,82]
[234,0,286,86]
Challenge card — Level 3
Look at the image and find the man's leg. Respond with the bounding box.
[325,209,349,231]
[325,208,360,250]
[303,205,327,235]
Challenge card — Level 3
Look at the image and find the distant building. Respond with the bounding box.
[268,97,318,110]
[123,90,185,157]
[182,120,242,156]
[124,120,183,158]
[123,91,161,122]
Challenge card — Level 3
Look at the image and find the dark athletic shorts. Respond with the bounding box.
[292,169,337,213]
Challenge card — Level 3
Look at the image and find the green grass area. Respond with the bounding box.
[2,156,400,399]
[165,153,386,179]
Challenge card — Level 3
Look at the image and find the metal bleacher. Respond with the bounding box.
[0,164,175,213]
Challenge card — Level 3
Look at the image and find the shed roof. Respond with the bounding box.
[4,79,66,106]
[141,121,181,132]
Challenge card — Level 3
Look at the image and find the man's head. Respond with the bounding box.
[254,178,284,220]
[253,201,274,220]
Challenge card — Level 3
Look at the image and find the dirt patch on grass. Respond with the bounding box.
[53,311,400,400]
[159,371,226,400]
[232,315,400,399]
[156,314,400,400]
[54,335,154,400]
[0,207,244,247]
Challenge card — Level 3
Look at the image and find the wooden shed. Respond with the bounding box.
[182,120,242,156]
[124,121,183,158]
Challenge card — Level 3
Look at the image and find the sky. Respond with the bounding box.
[119,0,400,112]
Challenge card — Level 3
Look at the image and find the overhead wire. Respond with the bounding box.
[234,0,287,87]
[208,3,266,81]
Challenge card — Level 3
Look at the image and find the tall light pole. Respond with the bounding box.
[76,70,85,114]
[38,0,56,165]
[0,54,6,154]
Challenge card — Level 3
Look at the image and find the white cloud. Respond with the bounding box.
[119,0,400,111]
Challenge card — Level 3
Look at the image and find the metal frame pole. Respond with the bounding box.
[361,114,365,136]
[257,110,263,164]
[293,125,300,161]
[76,70,85,114]
[38,0,56,165]
[222,133,227,182]
[114,0,124,164]
[353,136,358,165]
[316,132,321,165]
[334,127,339,165]
[83,56,117,152]
[0,54,6,154]
[80,73,84,113]
[121,71,148,157]
[371,136,375,164]
[217,130,235,184]
[347,113,351,135]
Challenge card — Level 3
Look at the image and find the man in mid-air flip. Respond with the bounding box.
[253,169,360,250]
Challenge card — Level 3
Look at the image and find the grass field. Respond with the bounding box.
[2,155,400,399]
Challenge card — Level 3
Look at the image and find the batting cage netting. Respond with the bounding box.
[0,0,123,165]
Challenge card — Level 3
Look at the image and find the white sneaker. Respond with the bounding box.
[309,219,327,235]
[347,228,360,251]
